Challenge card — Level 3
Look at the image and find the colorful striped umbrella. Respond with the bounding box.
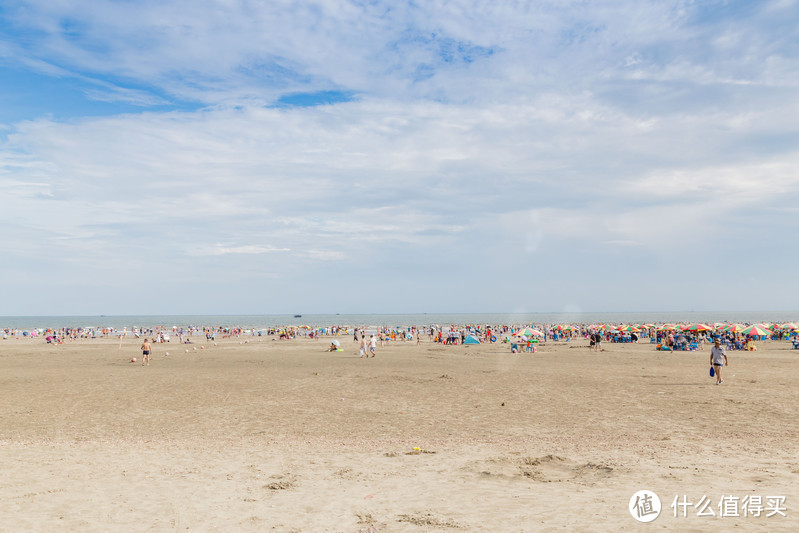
[724,324,746,333]
[682,323,713,332]
[514,328,544,337]
[741,324,771,337]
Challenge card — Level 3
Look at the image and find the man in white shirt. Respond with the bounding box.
[710,338,728,385]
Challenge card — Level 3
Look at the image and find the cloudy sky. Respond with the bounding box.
[1,0,798,316]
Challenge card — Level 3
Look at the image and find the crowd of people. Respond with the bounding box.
[4,321,798,354]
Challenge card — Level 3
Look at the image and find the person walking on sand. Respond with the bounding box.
[141,338,152,366]
[359,334,367,358]
[710,338,728,385]
[369,334,377,357]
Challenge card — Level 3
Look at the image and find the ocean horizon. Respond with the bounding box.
[2,311,798,330]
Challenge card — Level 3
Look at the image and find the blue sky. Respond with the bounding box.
[1,0,798,316]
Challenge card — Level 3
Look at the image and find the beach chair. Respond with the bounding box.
[649,337,657,344]
[688,341,698,351]
[510,342,519,353]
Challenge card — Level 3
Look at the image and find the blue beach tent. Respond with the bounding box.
[463,334,481,345]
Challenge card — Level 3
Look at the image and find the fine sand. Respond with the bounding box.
[1,335,797,531]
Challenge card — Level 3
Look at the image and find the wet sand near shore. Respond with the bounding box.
[1,336,797,531]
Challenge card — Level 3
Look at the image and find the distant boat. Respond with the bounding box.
[294,314,302,318]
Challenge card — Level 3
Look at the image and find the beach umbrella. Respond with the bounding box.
[617,325,639,332]
[657,324,677,331]
[740,324,771,337]
[724,324,746,333]
[682,323,713,332]
[514,328,543,337]
[557,324,573,331]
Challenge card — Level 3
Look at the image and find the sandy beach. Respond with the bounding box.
[1,334,797,531]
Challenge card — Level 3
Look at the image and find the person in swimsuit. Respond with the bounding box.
[141,339,152,366]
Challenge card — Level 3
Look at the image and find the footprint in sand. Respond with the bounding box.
[469,455,614,485]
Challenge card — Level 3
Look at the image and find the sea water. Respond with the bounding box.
[1,311,798,331]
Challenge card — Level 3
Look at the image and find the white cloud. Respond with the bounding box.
[301,250,346,261]
[195,244,290,256]
[1,1,798,313]
[1,0,769,104]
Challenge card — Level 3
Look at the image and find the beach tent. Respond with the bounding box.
[463,334,481,345]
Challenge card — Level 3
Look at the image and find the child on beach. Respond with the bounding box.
[141,339,151,366]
